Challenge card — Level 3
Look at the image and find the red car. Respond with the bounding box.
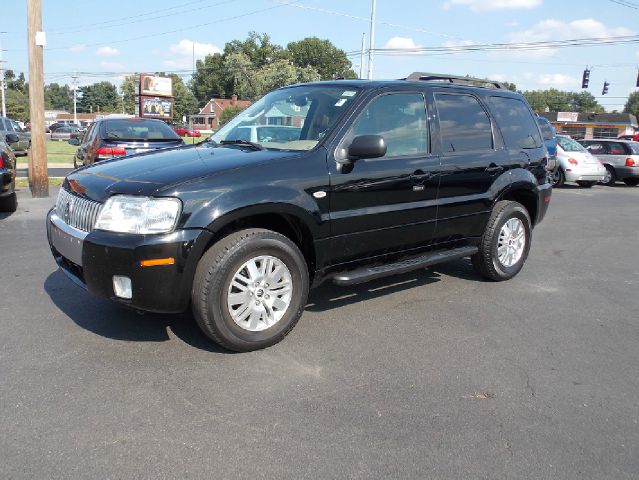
[618,133,639,141]
[172,125,201,137]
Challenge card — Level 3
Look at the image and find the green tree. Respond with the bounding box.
[567,91,604,113]
[78,81,120,113]
[44,83,73,111]
[190,53,230,106]
[224,32,289,68]
[219,104,248,126]
[523,89,604,113]
[120,75,137,114]
[286,37,356,79]
[168,73,198,121]
[624,91,639,119]
[5,88,29,121]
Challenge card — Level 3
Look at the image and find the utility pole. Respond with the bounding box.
[0,31,7,117]
[367,0,377,80]
[27,0,48,197]
[359,32,366,79]
[72,72,78,124]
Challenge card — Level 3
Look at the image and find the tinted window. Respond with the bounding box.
[348,93,428,158]
[583,142,607,155]
[102,119,179,141]
[607,142,627,155]
[435,93,492,153]
[489,96,542,149]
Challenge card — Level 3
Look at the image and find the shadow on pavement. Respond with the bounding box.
[44,270,232,354]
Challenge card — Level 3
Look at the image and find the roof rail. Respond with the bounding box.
[404,72,504,89]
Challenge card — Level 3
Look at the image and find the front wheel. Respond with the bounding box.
[576,181,595,188]
[192,228,309,352]
[623,178,639,186]
[472,201,532,282]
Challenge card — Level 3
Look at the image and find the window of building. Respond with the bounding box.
[488,96,542,149]
[557,126,586,139]
[593,127,619,139]
[435,93,493,153]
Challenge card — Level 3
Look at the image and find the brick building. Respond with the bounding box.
[538,111,638,139]
[191,95,252,131]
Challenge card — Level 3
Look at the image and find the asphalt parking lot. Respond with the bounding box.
[1,184,638,479]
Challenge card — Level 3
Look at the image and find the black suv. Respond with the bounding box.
[47,73,551,351]
[1,133,19,213]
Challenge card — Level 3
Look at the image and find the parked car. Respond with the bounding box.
[50,125,82,141]
[551,135,606,188]
[70,117,185,168]
[536,116,557,170]
[0,133,19,212]
[578,138,639,186]
[617,133,639,141]
[47,121,74,133]
[172,125,201,137]
[0,115,31,156]
[47,73,551,352]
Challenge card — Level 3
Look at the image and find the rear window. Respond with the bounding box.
[628,142,639,154]
[488,96,542,149]
[435,93,493,153]
[557,136,586,152]
[102,119,179,141]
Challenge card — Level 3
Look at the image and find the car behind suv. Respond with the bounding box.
[1,133,19,212]
[0,116,30,156]
[578,138,639,186]
[47,73,551,352]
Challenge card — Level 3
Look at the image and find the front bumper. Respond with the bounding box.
[46,208,213,313]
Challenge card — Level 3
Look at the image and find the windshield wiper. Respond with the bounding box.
[220,139,264,150]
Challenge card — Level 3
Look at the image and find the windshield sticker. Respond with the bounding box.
[335,98,348,107]
[342,90,356,97]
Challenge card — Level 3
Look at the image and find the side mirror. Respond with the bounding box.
[348,135,387,160]
[68,138,79,146]
[5,133,19,145]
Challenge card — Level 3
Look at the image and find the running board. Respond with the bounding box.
[331,246,478,286]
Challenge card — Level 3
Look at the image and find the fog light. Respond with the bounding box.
[113,275,132,299]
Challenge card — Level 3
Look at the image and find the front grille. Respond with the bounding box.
[55,188,102,232]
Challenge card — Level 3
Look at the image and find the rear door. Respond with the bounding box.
[430,90,511,240]
[328,90,441,265]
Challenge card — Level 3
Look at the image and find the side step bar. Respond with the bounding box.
[331,246,478,286]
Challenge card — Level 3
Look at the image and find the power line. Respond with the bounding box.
[607,0,639,10]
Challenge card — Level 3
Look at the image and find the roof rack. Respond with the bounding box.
[404,72,504,89]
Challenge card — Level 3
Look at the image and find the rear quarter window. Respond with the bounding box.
[489,96,542,149]
[434,93,493,153]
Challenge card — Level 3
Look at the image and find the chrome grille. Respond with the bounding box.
[55,188,102,232]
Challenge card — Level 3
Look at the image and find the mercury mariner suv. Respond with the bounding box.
[47,73,552,352]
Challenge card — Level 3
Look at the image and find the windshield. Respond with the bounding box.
[557,136,585,152]
[209,85,360,151]
[102,119,180,141]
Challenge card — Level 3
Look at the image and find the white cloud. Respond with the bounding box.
[96,46,120,57]
[68,44,86,52]
[538,73,578,88]
[443,39,479,50]
[383,36,422,50]
[443,0,542,12]
[163,39,222,69]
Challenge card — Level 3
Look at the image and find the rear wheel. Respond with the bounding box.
[192,228,309,352]
[472,201,532,282]
[601,165,616,186]
[623,178,639,186]
[0,192,18,213]
[576,181,595,188]
[551,168,565,187]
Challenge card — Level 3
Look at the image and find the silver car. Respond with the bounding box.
[578,139,639,187]
[0,116,30,156]
[552,135,606,188]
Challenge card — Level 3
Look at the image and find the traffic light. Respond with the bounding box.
[636,71,639,88]
[582,68,590,89]
[602,81,610,95]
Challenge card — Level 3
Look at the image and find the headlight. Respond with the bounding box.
[95,195,182,234]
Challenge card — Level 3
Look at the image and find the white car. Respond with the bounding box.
[551,135,606,188]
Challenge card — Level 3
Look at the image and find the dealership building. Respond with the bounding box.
[538,111,638,139]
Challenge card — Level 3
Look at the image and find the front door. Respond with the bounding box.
[328,91,440,266]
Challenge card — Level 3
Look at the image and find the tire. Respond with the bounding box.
[576,181,595,188]
[471,200,532,282]
[601,165,616,186]
[192,228,309,352]
[0,192,18,213]
[73,158,78,169]
[622,178,639,186]
[551,168,565,187]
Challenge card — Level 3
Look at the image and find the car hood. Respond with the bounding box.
[63,143,298,203]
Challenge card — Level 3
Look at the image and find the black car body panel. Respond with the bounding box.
[47,78,551,314]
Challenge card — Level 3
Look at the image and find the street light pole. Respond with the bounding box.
[367,0,377,80]
[359,32,365,79]
[0,31,7,117]
[72,72,78,124]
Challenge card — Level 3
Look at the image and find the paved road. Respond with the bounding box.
[16,167,74,178]
[1,185,638,479]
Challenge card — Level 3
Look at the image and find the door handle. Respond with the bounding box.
[410,170,433,183]
[485,164,504,174]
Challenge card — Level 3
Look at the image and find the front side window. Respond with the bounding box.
[342,92,428,159]
[210,86,360,151]
[489,96,542,149]
[435,93,493,153]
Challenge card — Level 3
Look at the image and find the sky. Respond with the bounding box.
[2,0,639,111]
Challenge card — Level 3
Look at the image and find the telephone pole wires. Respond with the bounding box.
[27,0,48,197]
